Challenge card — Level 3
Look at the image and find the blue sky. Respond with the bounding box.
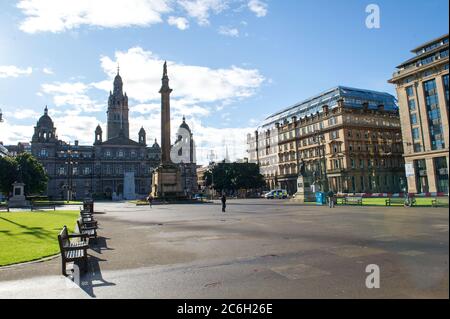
[0,0,448,164]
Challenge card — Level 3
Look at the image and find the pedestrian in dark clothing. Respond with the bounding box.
[147,194,153,208]
[221,194,227,213]
[327,190,335,208]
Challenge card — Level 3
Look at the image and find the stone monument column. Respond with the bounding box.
[160,61,173,165]
[151,62,184,199]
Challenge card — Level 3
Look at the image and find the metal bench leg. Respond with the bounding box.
[62,260,67,276]
[84,256,88,273]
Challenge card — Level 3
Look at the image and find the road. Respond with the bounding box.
[0,199,448,298]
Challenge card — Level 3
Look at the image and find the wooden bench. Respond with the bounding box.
[385,197,416,207]
[342,196,363,206]
[432,196,449,207]
[31,202,56,211]
[83,200,94,214]
[57,226,89,276]
[77,217,98,241]
[0,203,9,212]
[80,210,98,227]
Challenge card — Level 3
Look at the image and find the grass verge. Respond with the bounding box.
[0,210,79,266]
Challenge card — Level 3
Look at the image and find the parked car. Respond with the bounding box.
[193,194,208,200]
[264,189,288,199]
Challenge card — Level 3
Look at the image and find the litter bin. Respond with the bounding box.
[315,192,326,206]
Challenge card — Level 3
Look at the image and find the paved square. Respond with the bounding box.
[0,199,448,299]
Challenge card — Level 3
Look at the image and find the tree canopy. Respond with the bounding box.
[203,162,265,193]
[0,153,48,196]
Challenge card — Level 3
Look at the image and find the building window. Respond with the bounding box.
[359,159,364,168]
[406,86,414,97]
[410,113,418,125]
[423,79,444,150]
[40,149,48,158]
[58,167,65,175]
[414,159,428,193]
[413,143,422,153]
[329,131,339,140]
[443,74,449,110]
[408,99,416,111]
[434,157,449,193]
[412,128,420,140]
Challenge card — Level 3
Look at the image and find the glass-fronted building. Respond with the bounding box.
[389,34,449,194]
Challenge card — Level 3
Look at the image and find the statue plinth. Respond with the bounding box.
[8,182,29,208]
[151,163,185,199]
[291,175,316,203]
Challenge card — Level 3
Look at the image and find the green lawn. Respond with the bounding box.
[33,200,83,205]
[0,210,79,266]
[304,197,445,207]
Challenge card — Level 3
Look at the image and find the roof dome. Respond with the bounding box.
[37,106,54,128]
[152,139,160,149]
[179,116,191,133]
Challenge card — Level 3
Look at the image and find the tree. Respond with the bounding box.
[0,156,18,195]
[203,162,265,194]
[0,153,48,196]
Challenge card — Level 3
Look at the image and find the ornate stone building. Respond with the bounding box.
[30,71,161,200]
[389,34,449,194]
[247,86,406,194]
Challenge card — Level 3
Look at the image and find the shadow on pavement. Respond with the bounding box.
[74,255,115,298]
[90,236,114,254]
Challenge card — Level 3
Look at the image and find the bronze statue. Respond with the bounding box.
[298,159,306,177]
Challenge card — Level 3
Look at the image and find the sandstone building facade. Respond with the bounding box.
[247,86,405,194]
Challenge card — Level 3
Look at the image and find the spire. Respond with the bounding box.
[117,63,120,75]
[44,105,48,115]
[160,61,172,94]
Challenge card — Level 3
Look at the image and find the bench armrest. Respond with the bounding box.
[68,233,89,239]
[62,245,88,251]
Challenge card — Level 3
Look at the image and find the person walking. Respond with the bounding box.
[221,194,227,213]
[327,190,335,208]
[147,194,153,208]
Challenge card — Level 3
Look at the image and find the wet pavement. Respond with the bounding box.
[0,199,448,298]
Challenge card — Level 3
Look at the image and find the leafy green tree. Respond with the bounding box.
[0,153,48,196]
[203,162,265,193]
[0,156,18,195]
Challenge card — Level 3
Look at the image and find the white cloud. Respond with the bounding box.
[4,109,40,120]
[41,82,104,113]
[17,0,172,33]
[167,16,189,30]
[52,114,105,144]
[248,0,268,17]
[0,65,33,78]
[93,47,264,104]
[42,67,54,75]
[177,0,229,26]
[17,0,268,34]
[218,26,239,37]
[0,121,34,145]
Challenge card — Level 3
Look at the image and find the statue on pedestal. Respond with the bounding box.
[291,159,316,203]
